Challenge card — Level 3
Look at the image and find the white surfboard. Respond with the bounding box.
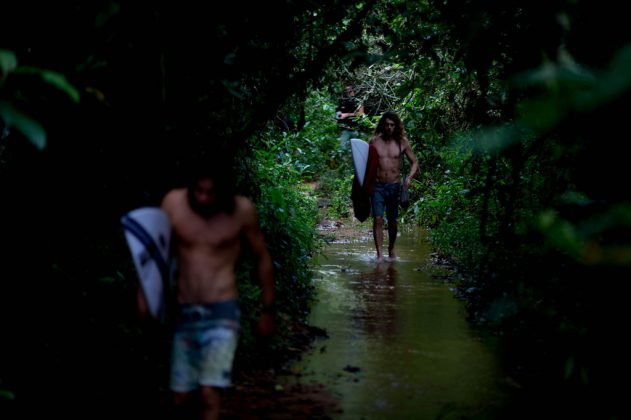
[121,207,171,319]
[350,138,369,186]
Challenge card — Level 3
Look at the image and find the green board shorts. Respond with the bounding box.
[170,300,241,391]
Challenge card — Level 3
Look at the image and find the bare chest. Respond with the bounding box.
[174,213,242,250]
[375,139,401,160]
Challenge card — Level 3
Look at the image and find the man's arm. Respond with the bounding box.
[346,103,365,119]
[356,103,365,117]
[403,137,418,187]
[241,198,275,333]
[137,286,149,318]
[338,100,364,120]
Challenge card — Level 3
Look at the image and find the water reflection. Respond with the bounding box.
[350,263,397,340]
[288,230,510,419]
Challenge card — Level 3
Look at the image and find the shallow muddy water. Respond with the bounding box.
[287,228,511,419]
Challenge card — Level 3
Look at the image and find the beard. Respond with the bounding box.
[187,188,235,217]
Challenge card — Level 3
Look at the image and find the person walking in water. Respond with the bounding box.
[366,111,418,263]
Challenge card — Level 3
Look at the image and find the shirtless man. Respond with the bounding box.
[144,163,274,419]
[368,112,418,263]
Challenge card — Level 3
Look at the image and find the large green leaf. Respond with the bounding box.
[0,101,47,150]
[15,66,80,103]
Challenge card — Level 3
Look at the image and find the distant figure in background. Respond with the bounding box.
[367,111,418,263]
[143,161,275,420]
[335,83,365,150]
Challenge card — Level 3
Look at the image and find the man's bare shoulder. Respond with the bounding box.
[234,196,261,228]
[369,134,384,145]
[235,195,257,214]
[161,187,186,209]
[234,194,254,205]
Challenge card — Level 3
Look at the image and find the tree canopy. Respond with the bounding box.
[2,1,630,417]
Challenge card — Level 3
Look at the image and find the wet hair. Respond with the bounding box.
[374,111,406,143]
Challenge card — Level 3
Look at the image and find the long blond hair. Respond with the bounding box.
[374,111,406,143]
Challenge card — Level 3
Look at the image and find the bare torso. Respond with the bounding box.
[162,189,252,304]
[371,134,404,184]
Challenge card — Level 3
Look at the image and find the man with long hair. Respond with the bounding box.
[147,160,275,419]
[367,111,418,263]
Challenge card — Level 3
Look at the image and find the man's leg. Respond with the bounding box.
[171,392,195,419]
[373,215,384,263]
[372,185,387,263]
[171,323,197,418]
[388,220,398,259]
[385,185,400,259]
[200,386,221,420]
[197,310,239,420]
[339,129,351,151]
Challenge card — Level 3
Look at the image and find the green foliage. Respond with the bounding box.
[274,87,360,220]
[234,129,321,356]
[0,49,79,151]
[283,89,344,180]
[320,169,354,220]
[1,0,629,416]
[402,6,630,413]
[412,134,485,267]
[0,388,15,400]
[0,49,17,76]
[0,101,46,150]
[538,203,631,266]
[351,2,631,415]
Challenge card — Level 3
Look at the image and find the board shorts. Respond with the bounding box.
[170,300,241,392]
[371,182,401,222]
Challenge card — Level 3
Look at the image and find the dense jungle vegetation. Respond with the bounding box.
[2,1,629,418]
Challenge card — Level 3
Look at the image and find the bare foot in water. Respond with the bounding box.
[376,254,385,264]
[388,251,397,261]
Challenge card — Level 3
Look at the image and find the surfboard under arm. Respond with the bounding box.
[121,207,172,320]
[350,138,369,186]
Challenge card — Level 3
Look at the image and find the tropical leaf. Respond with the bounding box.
[15,66,80,103]
[0,101,47,150]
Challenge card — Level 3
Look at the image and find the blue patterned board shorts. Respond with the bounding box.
[170,300,241,392]
[371,182,401,222]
